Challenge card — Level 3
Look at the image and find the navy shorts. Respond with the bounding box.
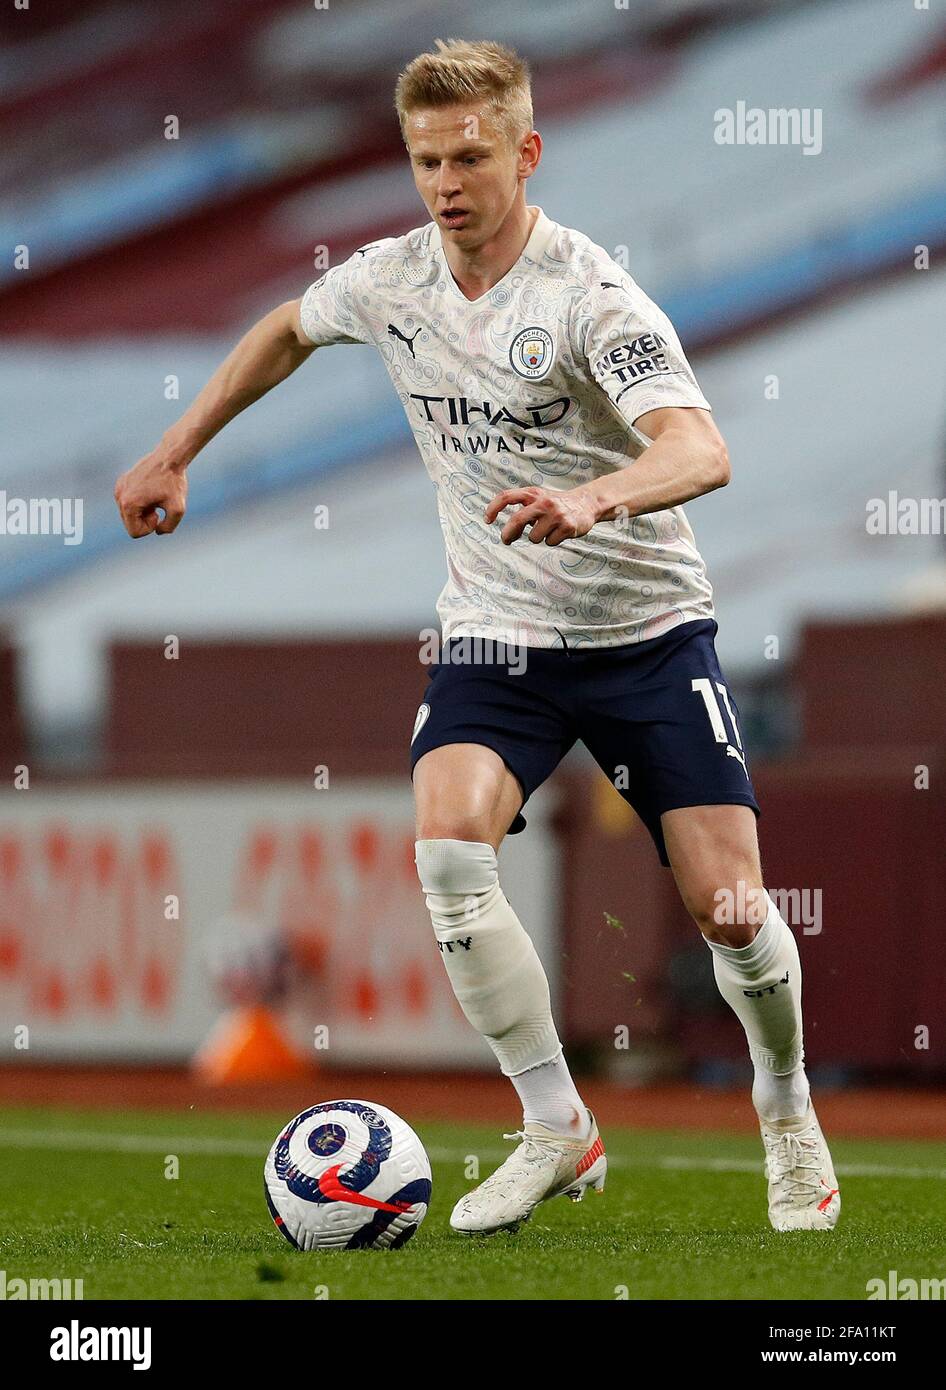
[409,618,759,866]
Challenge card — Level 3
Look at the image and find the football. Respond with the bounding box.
[263,1099,433,1250]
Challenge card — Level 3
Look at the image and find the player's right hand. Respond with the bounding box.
[114,449,188,538]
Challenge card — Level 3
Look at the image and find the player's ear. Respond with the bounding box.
[519,129,541,177]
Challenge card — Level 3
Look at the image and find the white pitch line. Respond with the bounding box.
[0,1128,262,1156]
[0,1128,944,1180]
[660,1155,946,1180]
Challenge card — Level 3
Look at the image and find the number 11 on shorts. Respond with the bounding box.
[691,676,748,774]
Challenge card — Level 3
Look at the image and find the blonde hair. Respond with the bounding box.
[395,38,533,148]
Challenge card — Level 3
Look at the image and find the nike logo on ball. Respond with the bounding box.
[317,1164,413,1212]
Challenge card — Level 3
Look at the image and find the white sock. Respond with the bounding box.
[415,838,562,1076]
[706,891,811,1122]
[510,1049,591,1138]
[752,1063,811,1126]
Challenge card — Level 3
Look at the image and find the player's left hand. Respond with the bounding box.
[484,485,598,546]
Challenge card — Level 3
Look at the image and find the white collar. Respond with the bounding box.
[432,206,556,298]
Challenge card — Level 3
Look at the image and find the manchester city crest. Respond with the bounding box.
[509,326,554,380]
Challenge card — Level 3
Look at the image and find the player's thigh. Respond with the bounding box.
[409,640,575,849]
[413,742,524,850]
[577,620,760,873]
[661,803,764,944]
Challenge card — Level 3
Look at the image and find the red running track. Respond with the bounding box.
[0,1067,944,1141]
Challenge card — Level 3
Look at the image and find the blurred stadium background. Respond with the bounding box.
[1,0,944,1137]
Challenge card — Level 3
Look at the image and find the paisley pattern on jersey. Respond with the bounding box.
[299,208,715,649]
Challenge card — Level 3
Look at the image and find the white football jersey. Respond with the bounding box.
[300,206,715,648]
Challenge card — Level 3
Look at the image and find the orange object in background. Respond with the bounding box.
[192,1005,313,1085]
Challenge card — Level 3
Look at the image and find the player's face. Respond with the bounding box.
[405,103,535,247]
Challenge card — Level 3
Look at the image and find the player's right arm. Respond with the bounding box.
[114,298,314,538]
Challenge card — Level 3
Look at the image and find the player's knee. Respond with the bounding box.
[415,809,497,847]
[415,838,501,933]
[684,881,764,947]
[414,837,497,895]
[701,917,759,948]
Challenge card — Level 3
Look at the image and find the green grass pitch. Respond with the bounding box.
[1,1103,944,1300]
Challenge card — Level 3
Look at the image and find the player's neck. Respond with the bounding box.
[443,202,539,302]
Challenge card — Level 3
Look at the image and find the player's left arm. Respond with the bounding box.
[485,406,729,547]
[580,403,730,522]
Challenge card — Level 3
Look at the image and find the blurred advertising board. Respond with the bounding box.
[0,783,559,1067]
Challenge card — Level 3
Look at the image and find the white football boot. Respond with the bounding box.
[450,1110,606,1235]
[759,1103,841,1231]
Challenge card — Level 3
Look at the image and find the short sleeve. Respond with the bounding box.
[299,253,372,347]
[582,279,710,427]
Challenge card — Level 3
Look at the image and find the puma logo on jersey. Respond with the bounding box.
[388,323,421,357]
